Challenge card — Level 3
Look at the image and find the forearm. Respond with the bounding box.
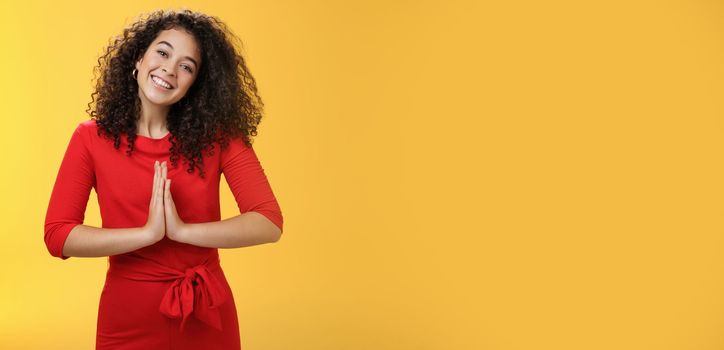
[62,224,153,258]
[179,212,282,249]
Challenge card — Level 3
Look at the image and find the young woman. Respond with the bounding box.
[43,8,284,349]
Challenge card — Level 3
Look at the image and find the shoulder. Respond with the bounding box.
[70,119,101,149]
[72,119,98,137]
[76,119,98,133]
[219,133,252,154]
[219,134,256,168]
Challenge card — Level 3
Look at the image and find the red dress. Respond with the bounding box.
[44,120,284,349]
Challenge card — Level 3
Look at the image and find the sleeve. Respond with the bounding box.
[220,136,284,233]
[44,122,96,260]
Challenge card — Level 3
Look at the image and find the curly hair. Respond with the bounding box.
[85,8,265,179]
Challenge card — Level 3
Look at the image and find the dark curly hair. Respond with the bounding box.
[85,8,265,178]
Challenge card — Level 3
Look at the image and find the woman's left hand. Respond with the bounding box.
[161,162,187,242]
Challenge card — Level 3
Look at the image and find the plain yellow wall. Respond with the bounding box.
[3,0,724,349]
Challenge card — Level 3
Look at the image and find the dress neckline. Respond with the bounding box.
[135,131,171,141]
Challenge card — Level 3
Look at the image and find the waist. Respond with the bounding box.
[107,254,223,282]
[106,253,229,332]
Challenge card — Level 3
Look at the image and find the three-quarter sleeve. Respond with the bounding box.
[44,122,96,259]
[220,136,283,233]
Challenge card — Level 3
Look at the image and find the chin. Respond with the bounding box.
[147,97,175,106]
[142,90,176,106]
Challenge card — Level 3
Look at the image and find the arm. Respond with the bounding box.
[43,122,156,259]
[177,212,281,248]
[171,136,284,249]
[61,225,156,258]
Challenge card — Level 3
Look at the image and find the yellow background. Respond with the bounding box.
[2,0,724,349]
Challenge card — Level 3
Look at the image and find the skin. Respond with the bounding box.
[60,28,281,259]
[134,27,201,138]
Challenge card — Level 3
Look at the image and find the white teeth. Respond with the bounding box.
[151,76,172,89]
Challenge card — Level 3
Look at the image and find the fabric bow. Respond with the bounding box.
[158,263,228,332]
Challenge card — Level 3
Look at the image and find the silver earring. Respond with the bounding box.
[132,68,138,80]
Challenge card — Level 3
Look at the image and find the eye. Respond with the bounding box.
[157,50,192,73]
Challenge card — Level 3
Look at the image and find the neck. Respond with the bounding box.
[137,102,169,137]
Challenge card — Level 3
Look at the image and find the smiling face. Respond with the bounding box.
[134,27,202,107]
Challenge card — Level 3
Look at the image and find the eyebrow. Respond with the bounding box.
[157,41,199,67]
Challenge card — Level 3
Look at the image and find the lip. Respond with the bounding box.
[150,75,174,91]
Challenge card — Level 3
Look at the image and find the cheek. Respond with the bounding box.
[180,76,197,90]
[142,54,163,67]
[142,53,154,64]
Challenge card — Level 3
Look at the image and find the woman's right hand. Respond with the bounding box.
[144,160,166,244]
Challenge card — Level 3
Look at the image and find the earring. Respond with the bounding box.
[132,68,138,80]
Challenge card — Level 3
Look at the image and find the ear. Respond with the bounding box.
[135,57,143,71]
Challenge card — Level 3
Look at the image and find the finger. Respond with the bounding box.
[151,160,158,207]
[155,160,162,205]
[158,162,164,206]
[148,164,156,209]
[153,161,157,199]
[164,179,171,203]
[162,162,168,201]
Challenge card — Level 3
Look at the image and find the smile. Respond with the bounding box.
[150,75,173,90]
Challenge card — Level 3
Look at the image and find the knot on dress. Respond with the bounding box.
[158,262,228,332]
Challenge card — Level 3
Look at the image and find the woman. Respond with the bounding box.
[43,8,284,349]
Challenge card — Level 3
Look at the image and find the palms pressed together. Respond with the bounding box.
[145,160,186,244]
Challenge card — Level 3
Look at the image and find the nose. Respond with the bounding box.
[161,66,175,76]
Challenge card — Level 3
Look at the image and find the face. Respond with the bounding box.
[135,27,202,106]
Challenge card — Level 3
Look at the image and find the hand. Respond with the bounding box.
[161,161,187,242]
[143,160,166,244]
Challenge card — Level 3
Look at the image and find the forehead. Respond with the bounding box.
[152,28,201,61]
